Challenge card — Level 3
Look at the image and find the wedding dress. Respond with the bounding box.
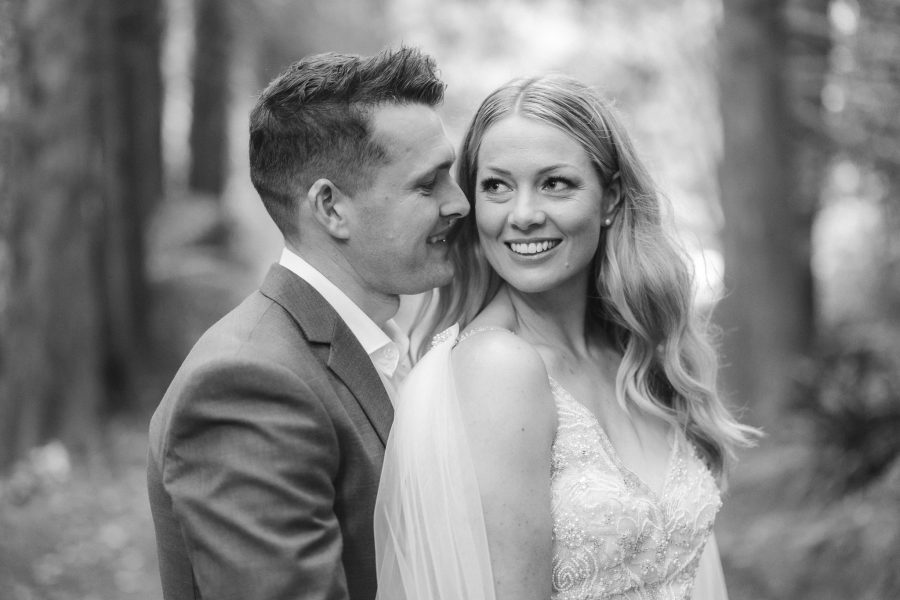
[375,326,729,600]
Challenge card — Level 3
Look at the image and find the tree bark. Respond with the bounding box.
[0,0,106,468]
[105,0,164,404]
[189,0,232,198]
[717,0,824,425]
[784,0,830,328]
[0,0,164,469]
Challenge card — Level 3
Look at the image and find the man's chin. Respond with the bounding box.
[431,263,457,289]
[400,265,455,295]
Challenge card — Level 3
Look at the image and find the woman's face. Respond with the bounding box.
[475,115,610,296]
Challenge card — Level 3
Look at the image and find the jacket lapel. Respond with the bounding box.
[260,264,394,445]
[327,323,394,445]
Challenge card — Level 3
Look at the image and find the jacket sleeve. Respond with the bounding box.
[161,355,348,600]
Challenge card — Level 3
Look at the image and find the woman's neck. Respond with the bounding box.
[502,280,592,356]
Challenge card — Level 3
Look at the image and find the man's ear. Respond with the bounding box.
[307,178,351,240]
[600,172,623,223]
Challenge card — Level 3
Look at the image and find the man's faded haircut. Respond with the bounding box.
[249,46,446,238]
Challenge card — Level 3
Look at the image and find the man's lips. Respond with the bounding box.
[505,239,561,256]
[427,223,458,244]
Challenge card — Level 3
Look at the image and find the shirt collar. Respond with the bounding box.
[278,248,408,377]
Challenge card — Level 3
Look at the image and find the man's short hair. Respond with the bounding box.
[249,46,446,238]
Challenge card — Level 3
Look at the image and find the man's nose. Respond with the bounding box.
[440,179,470,219]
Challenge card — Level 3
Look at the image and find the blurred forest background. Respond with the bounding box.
[1,0,898,598]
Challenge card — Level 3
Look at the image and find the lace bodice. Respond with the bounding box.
[549,378,722,600]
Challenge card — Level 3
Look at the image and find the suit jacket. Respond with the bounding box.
[148,264,394,600]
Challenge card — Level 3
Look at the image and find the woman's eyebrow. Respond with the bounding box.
[479,164,575,177]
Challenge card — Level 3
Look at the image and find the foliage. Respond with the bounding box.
[797,0,900,498]
[719,319,900,600]
[731,455,900,600]
[830,0,900,180]
[0,427,161,600]
[790,324,900,496]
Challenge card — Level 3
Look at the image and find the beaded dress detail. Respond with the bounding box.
[548,378,722,600]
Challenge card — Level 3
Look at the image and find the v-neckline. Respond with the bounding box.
[453,326,679,498]
[548,376,678,501]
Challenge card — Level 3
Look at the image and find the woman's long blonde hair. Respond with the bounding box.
[418,75,756,478]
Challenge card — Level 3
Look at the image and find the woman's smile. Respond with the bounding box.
[505,239,562,257]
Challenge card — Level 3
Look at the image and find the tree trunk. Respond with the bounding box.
[717,0,824,426]
[784,0,830,328]
[0,0,107,468]
[189,0,232,198]
[105,0,164,406]
[0,0,163,469]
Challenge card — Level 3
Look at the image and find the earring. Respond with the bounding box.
[603,218,612,226]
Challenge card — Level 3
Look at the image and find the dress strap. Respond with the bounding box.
[456,326,513,344]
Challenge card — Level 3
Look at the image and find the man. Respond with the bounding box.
[147,47,468,600]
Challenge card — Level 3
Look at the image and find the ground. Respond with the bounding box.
[0,424,162,600]
[0,427,822,600]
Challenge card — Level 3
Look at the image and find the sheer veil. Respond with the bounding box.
[690,534,729,600]
[374,325,496,600]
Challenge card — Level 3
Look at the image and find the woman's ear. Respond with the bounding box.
[307,178,351,240]
[600,172,623,225]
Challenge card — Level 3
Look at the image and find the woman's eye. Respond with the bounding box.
[544,177,573,192]
[480,178,510,194]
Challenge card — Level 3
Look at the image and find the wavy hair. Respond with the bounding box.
[421,75,757,478]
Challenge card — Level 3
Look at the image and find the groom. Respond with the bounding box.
[147,47,468,600]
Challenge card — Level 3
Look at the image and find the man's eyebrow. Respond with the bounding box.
[481,165,512,177]
[435,147,457,172]
[412,153,456,181]
[435,157,455,172]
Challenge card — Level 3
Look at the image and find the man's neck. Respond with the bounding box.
[285,243,399,327]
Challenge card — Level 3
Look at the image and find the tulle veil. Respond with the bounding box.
[374,325,496,600]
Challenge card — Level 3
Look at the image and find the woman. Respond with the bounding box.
[375,75,758,600]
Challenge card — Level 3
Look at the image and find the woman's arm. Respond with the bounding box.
[453,330,557,600]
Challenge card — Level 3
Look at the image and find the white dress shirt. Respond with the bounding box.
[279,248,410,403]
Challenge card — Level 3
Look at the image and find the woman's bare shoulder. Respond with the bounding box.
[453,297,534,371]
[454,326,543,381]
[452,325,555,430]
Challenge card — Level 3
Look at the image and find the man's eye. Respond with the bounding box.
[480,178,510,194]
[418,177,437,194]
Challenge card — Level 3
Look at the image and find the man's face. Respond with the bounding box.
[343,104,469,296]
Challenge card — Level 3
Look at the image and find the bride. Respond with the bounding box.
[375,74,758,600]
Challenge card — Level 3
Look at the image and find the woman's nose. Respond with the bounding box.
[508,191,546,230]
